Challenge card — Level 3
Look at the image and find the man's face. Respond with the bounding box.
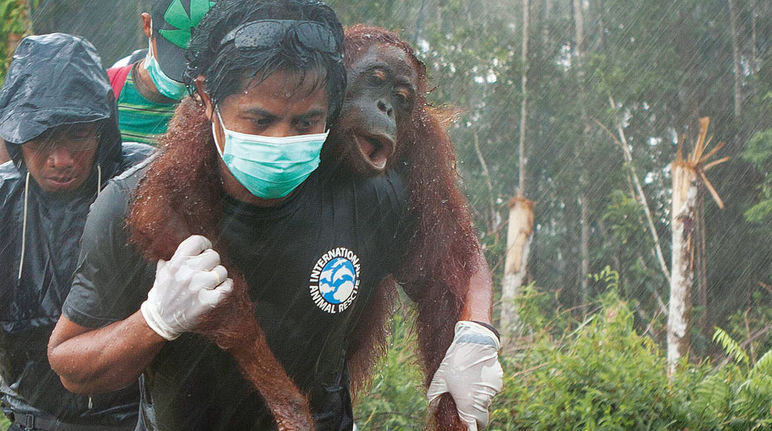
[207,70,329,146]
[200,69,329,204]
[21,122,99,193]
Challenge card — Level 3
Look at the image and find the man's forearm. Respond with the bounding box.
[48,311,165,394]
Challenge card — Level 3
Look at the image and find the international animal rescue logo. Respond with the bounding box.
[309,247,361,313]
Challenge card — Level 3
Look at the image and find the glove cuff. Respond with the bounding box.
[141,300,180,341]
[471,320,500,341]
[455,320,501,351]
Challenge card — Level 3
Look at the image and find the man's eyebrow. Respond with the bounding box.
[292,109,326,120]
[242,107,278,118]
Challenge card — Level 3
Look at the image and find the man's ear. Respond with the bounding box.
[141,13,152,39]
[195,77,214,119]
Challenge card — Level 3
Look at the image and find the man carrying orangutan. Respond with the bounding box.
[47,1,502,430]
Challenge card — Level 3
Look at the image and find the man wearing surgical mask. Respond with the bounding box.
[107,0,216,146]
[48,1,500,429]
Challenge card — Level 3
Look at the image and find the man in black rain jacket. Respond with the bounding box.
[0,33,153,430]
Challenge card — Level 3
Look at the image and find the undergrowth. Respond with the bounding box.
[353,286,771,431]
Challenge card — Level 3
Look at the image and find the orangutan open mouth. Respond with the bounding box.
[354,133,395,171]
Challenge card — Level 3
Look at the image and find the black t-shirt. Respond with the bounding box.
[62,163,409,431]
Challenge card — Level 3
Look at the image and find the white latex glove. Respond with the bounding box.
[427,321,504,431]
[140,235,233,340]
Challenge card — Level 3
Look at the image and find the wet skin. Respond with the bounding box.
[198,70,329,207]
[329,43,418,176]
[21,122,99,193]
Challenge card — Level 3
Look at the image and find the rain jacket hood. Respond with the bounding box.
[0,33,122,181]
[0,33,152,426]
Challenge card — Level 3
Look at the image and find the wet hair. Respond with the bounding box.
[185,0,346,125]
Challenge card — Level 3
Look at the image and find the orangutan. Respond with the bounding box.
[330,25,487,431]
[124,25,495,431]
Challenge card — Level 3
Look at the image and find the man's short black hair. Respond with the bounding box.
[185,0,346,125]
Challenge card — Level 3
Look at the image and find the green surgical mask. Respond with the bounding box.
[143,41,187,100]
[212,107,328,199]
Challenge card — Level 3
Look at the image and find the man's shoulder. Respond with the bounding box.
[119,142,156,173]
[0,160,21,191]
[112,151,155,193]
[0,159,19,177]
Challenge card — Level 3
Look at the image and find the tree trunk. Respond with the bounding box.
[594,99,672,286]
[542,0,551,51]
[695,189,709,336]
[473,131,499,236]
[500,196,534,338]
[499,0,532,342]
[727,0,742,118]
[667,162,698,377]
[518,0,529,195]
[750,0,758,72]
[573,0,591,304]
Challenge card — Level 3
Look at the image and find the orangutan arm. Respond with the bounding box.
[460,250,494,324]
[48,312,164,394]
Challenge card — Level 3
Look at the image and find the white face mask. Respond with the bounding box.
[212,108,329,199]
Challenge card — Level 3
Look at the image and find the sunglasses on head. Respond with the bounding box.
[220,19,340,57]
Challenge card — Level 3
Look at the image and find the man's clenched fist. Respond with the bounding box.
[141,235,233,340]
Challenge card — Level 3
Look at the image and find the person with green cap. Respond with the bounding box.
[107,0,216,146]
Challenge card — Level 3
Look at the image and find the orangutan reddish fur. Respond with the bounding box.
[126,99,312,430]
[126,26,482,431]
[341,25,480,431]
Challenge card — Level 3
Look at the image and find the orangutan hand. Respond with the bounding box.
[427,321,503,431]
[141,235,233,340]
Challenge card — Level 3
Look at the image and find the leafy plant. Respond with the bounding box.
[0,0,34,81]
[713,327,751,370]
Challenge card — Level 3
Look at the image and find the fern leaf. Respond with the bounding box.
[713,327,750,367]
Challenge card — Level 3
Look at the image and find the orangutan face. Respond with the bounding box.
[330,43,418,176]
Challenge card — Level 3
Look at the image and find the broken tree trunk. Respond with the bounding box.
[667,160,698,377]
[499,0,532,345]
[500,195,534,340]
[667,117,728,377]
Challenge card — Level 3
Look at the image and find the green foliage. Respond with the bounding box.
[360,291,771,430]
[713,327,751,370]
[742,126,772,225]
[353,309,426,430]
[0,0,33,81]
[498,293,680,430]
[588,265,620,291]
[0,415,7,431]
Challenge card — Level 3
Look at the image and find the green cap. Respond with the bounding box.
[151,0,216,81]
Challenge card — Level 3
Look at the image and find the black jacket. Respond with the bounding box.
[0,33,153,427]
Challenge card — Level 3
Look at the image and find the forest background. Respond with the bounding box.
[0,0,769,429]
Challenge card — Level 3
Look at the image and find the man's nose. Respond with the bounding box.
[47,146,75,168]
[266,122,293,138]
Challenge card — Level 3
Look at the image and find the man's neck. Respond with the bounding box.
[132,60,177,105]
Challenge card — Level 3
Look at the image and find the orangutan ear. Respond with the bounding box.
[195,76,215,120]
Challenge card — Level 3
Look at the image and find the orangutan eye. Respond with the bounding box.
[394,88,412,107]
[368,68,388,84]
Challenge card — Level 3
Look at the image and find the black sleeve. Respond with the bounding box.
[62,178,154,328]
